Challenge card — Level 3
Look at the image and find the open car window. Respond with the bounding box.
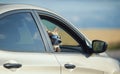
[39,15,83,53]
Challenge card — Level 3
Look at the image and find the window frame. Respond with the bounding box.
[40,15,79,46]
[34,10,91,53]
[0,9,47,52]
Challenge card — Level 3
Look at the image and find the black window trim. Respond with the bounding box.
[0,9,47,52]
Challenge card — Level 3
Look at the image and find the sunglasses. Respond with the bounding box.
[50,35,61,39]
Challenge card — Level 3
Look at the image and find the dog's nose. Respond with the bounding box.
[58,40,62,43]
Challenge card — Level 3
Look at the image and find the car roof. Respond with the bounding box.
[0,4,54,14]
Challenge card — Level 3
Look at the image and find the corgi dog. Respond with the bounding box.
[47,28,62,52]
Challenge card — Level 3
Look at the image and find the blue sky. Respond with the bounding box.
[0,0,120,29]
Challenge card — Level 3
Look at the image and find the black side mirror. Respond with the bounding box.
[92,40,107,53]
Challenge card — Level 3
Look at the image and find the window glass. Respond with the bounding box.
[40,15,82,52]
[0,12,45,52]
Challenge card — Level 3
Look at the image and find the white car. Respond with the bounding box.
[0,4,119,74]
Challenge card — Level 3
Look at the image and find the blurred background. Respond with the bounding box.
[0,0,120,61]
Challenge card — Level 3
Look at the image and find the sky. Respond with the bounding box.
[0,0,120,29]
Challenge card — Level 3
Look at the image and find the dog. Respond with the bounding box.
[47,28,62,52]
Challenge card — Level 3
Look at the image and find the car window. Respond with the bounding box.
[0,12,45,52]
[39,15,83,53]
[41,19,79,46]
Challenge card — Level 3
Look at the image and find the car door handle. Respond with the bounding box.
[3,63,22,69]
[64,64,76,69]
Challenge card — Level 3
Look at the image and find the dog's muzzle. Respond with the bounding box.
[50,35,62,45]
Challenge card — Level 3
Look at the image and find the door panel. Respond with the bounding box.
[55,53,103,74]
[0,51,60,74]
[38,11,104,74]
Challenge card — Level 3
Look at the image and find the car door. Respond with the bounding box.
[0,10,60,74]
[36,11,104,74]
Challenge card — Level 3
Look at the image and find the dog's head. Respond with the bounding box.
[47,28,62,52]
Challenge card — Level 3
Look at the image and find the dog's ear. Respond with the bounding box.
[53,27,59,33]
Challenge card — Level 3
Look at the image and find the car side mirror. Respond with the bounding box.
[92,40,107,53]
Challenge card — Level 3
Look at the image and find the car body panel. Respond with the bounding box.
[0,4,58,18]
[0,51,60,74]
[55,53,119,74]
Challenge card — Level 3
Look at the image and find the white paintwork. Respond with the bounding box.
[0,50,119,74]
[55,53,120,74]
[0,51,60,74]
[0,4,119,74]
[0,4,57,16]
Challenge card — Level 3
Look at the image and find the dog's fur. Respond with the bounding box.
[47,28,61,52]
